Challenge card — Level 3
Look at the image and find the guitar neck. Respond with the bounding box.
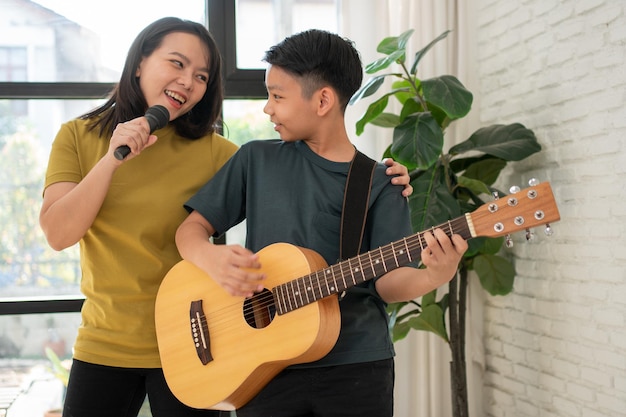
[273,214,474,315]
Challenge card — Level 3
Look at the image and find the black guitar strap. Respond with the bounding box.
[339,150,377,261]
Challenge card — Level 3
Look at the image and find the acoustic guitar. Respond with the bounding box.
[155,181,560,410]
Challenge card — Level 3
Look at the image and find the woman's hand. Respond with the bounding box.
[383,158,413,197]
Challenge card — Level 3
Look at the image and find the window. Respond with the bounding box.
[0,1,338,414]
[0,47,28,114]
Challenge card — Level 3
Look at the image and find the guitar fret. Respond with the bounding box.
[287,280,295,311]
[367,252,376,276]
[320,270,334,297]
[391,242,400,267]
[304,274,313,304]
[294,280,302,310]
[336,261,348,289]
[379,246,388,273]
[403,237,412,262]
[276,284,286,314]
[348,258,358,286]
[295,278,304,309]
[356,256,365,284]
[315,270,325,299]
[369,250,384,277]
[328,266,337,286]
[344,258,355,286]
[328,266,336,294]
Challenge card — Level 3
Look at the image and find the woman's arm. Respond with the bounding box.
[40,117,156,250]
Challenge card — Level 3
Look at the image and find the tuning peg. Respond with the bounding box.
[509,185,521,194]
[528,178,540,186]
[492,191,500,200]
[525,229,535,241]
[505,234,514,248]
[544,224,554,236]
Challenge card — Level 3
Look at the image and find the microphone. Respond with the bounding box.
[114,105,170,160]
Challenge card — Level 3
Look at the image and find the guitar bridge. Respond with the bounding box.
[190,300,213,365]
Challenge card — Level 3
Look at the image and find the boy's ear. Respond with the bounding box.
[316,87,336,116]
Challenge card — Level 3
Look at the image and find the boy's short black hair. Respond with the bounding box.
[263,29,363,111]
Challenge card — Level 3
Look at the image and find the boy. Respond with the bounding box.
[175,29,467,417]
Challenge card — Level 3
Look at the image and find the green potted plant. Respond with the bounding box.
[350,29,543,417]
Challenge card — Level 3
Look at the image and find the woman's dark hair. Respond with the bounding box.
[262,29,363,112]
[82,17,223,139]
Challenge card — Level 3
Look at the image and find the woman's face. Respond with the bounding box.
[136,32,210,121]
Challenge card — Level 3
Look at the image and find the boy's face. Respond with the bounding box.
[263,65,320,142]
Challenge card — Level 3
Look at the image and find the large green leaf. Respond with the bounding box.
[480,237,505,255]
[390,112,443,170]
[464,236,504,257]
[398,97,423,122]
[449,123,541,161]
[365,50,406,73]
[409,166,462,232]
[421,289,437,307]
[349,74,387,105]
[453,156,507,185]
[391,319,412,342]
[370,112,401,128]
[473,254,515,295]
[456,175,491,196]
[421,75,473,120]
[410,30,451,74]
[355,95,389,135]
[377,29,414,54]
[392,78,421,105]
[406,303,449,342]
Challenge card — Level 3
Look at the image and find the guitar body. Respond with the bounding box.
[155,242,340,410]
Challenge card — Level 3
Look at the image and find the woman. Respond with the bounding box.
[39,17,412,417]
[40,17,237,417]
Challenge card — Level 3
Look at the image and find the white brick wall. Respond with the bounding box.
[475,1,626,416]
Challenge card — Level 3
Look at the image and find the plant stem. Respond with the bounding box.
[449,265,469,417]
[400,63,428,110]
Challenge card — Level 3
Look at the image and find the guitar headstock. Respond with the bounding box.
[468,181,560,239]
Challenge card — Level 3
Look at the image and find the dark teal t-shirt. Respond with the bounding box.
[185,139,414,366]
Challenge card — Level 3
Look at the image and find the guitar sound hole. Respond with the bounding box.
[243,289,276,329]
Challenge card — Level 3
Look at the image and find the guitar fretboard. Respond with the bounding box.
[273,215,473,315]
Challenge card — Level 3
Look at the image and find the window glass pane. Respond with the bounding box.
[1,99,105,299]
[235,0,338,69]
[0,47,27,81]
[222,99,278,146]
[0,312,79,415]
[1,0,206,82]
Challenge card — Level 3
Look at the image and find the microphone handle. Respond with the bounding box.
[114,145,131,160]
[113,105,169,161]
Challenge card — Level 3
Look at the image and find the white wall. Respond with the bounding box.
[474,1,626,416]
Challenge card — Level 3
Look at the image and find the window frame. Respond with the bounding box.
[0,0,264,315]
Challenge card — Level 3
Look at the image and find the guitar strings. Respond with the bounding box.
[203,218,471,334]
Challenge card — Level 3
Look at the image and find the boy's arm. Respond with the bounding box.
[176,211,266,297]
[375,228,468,303]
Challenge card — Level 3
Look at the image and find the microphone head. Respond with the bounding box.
[145,105,170,133]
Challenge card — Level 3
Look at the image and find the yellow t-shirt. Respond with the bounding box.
[44,118,239,368]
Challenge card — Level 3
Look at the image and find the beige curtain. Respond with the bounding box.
[341,1,484,416]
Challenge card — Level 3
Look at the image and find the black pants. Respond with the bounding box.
[63,359,223,417]
[236,359,394,417]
